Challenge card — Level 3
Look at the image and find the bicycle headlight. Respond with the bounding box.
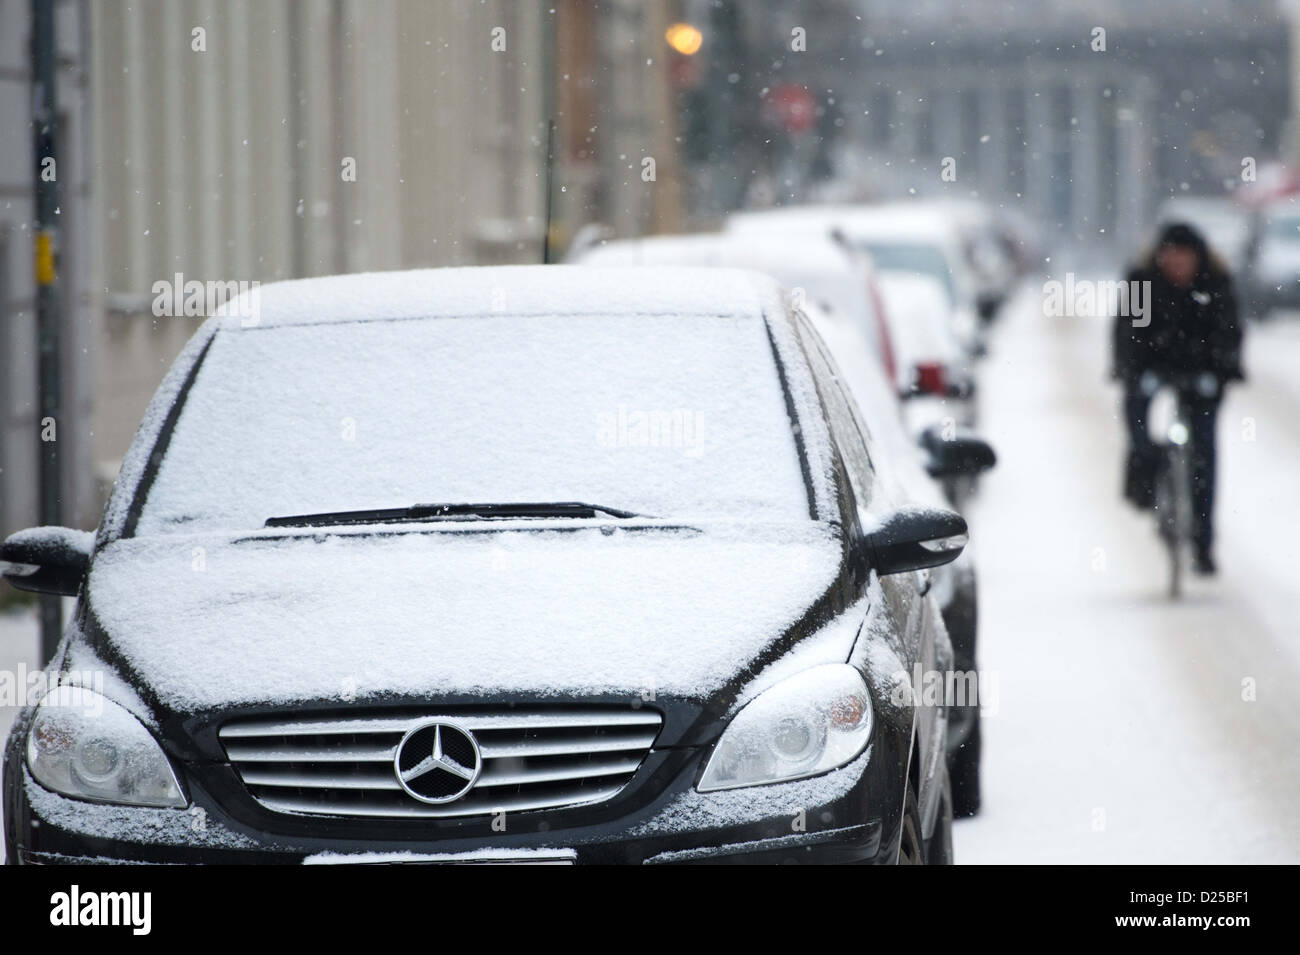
[698,664,873,792]
[27,685,187,808]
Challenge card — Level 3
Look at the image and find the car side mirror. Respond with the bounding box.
[861,507,968,576]
[919,425,997,479]
[1,526,93,596]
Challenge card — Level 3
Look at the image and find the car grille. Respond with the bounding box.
[219,707,663,819]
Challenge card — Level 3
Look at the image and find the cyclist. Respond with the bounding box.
[1113,221,1245,575]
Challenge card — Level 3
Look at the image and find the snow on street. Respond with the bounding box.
[957,272,1300,863]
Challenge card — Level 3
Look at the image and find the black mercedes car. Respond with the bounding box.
[3,265,973,864]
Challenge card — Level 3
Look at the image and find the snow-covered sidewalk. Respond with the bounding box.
[956,276,1300,863]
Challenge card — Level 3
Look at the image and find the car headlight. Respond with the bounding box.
[698,664,873,792]
[27,685,187,808]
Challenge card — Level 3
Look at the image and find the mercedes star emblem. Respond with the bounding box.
[394,720,483,804]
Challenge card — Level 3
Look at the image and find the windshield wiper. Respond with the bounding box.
[264,502,642,528]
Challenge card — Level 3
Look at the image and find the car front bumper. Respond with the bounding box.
[6,734,904,865]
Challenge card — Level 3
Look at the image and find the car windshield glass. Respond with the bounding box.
[857,241,956,306]
[1266,215,1300,240]
[133,312,811,534]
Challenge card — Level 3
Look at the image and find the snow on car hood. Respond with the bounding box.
[85,522,846,712]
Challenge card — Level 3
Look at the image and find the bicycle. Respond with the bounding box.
[1144,371,1218,598]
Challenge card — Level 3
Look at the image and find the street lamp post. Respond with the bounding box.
[31,0,63,661]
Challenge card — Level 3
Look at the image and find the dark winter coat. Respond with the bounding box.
[1112,261,1244,384]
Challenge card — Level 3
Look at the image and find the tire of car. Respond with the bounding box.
[942,575,982,819]
[896,782,927,865]
[926,771,955,865]
[950,716,982,818]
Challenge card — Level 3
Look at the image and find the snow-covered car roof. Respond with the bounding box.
[213,264,790,329]
[571,230,880,321]
[727,205,976,304]
[1158,195,1250,220]
[571,230,900,389]
[571,230,859,277]
[893,197,1001,232]
[728,203,962,244]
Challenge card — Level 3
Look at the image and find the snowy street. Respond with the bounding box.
[958,275,1300,863]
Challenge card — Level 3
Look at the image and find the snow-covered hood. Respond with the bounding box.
[83,522,848,714]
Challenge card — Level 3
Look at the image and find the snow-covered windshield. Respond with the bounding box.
[855,241,956,307]
[130,313,812,534]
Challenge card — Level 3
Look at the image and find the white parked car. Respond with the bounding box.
[728,204,985,357]
[875,272,978,434]
[891,198,1020,319]
[1244,195,1300,315]
[569,230,899,389]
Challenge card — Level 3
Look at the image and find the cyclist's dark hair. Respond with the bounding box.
[1137,220,1231,279]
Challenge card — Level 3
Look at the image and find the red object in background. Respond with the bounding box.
[914,362,950,397]
[866,276,898,390]
[1235,161,1300,208]
[764,84,816,134]
[670,54,701,88]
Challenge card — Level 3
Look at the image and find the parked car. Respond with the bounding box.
[4,265,970,864]
[569,231,899,389]
[987,203,1048,281]
[897,198,1020,322]
[1242,194,1300,316]
[876,272,976,417]
[729,203,986,357]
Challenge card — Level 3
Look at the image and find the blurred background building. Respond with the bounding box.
[668,0,1288,253]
